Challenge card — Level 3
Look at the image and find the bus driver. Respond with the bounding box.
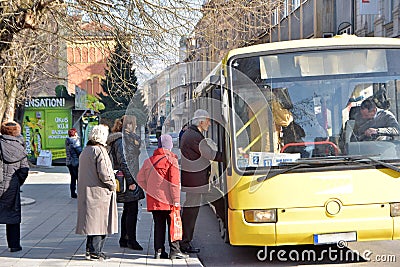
[351,99,400,141]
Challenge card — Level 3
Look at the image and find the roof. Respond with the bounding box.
[225,35,400,61]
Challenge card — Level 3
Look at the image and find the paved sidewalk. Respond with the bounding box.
[0,165,203,267]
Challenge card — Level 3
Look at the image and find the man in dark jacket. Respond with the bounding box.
[352,99,400,141]
[0,121,29,252]
[180,109,224,253]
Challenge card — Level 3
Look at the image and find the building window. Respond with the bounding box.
[89,47,96,62]
[338,26,352,35]
[97,48,104,63]
[383,0,393,24]
[272,8,279,26]
[93,76,100,94]
[292,0,301,10]
[283,0,289,18]
[74,47,81,63]
[82,47,88,63]
[368,15,375,33]
[86,79,93,94]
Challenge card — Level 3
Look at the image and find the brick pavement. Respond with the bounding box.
[0,165,203,267]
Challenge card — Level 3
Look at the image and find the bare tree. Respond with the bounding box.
[0,0,206,122]
[0,0,284,122]
[190,0,285,62]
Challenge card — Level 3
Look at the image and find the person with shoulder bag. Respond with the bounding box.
[137,134,189,260]
[106,115,144,250]
[0,121,29,253]
[65,128,82,198]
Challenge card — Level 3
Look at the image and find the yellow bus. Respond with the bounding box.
[193,35,400,247]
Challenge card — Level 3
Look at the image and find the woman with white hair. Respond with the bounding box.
[76,124,118,261]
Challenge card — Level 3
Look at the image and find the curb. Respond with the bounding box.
[21,197,36,206]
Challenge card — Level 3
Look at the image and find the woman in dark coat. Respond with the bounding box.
[106,115,144,250]
[0,121,29,252]
[65,128,82,198]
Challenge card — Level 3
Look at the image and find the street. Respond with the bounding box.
[193,204,400,266]
[144,145,400,266]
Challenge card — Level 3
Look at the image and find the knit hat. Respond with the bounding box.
[1,121,21,137]
[88,124,109,146]
[158,134,173,150]
[68,128,77,137]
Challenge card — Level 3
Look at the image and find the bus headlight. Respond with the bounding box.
[390,203,400,217]
[244,209,277,223]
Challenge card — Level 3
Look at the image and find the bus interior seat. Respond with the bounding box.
[344,106,360,143]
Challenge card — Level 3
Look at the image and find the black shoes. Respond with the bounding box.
[154,249,189,260]
[71,193,77,198]
[120,240,143,250]
[119,240,128,248]
[154,249,169,259]
[170,252,190,259]
[9,247,22,252]
[127,241,143,251]
[86,252,110,261]
[180,245,200,253]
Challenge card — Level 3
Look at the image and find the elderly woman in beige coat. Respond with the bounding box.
[76,124,118,261]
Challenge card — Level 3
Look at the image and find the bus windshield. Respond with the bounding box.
[230,48,400,171]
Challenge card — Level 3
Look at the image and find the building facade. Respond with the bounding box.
[66,21,113,96]
[144,0,400,133]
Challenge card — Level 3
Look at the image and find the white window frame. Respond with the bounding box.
[272,8,279,26]
[292,0,301,10]
[283,0,289,18]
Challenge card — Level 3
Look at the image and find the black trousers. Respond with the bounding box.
[181,191,225,248]
[67,164,78,196]
[120,201,138,245]
[86,235,106,254]
[6,223,21,249]
[152,210,180,254]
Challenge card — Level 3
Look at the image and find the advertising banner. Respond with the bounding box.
[23,97,73,161]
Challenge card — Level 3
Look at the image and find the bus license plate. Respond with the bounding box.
[313,231,357,245]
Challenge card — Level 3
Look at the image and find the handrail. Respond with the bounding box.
[235,105,268,137]
[280,141,339,155]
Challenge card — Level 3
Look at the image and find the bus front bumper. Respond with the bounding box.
[228,204,399,246]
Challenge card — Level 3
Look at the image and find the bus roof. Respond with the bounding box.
[225,35,400,61]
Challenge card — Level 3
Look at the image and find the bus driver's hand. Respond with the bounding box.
[365,128,378,137]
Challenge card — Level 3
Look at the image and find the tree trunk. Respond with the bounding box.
[2,68,17,122]
[3,90,16,122]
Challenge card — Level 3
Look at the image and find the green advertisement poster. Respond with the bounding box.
[23,98,72,161]
[23,111,45,160]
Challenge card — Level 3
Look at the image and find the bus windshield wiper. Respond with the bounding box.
[257,155,400,183]
[257,164,310,182]
[344,155,400,173]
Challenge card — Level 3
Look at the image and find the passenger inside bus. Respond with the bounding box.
[240,88,308,154]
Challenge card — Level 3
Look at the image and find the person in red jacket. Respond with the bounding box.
[137,134,189,260]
